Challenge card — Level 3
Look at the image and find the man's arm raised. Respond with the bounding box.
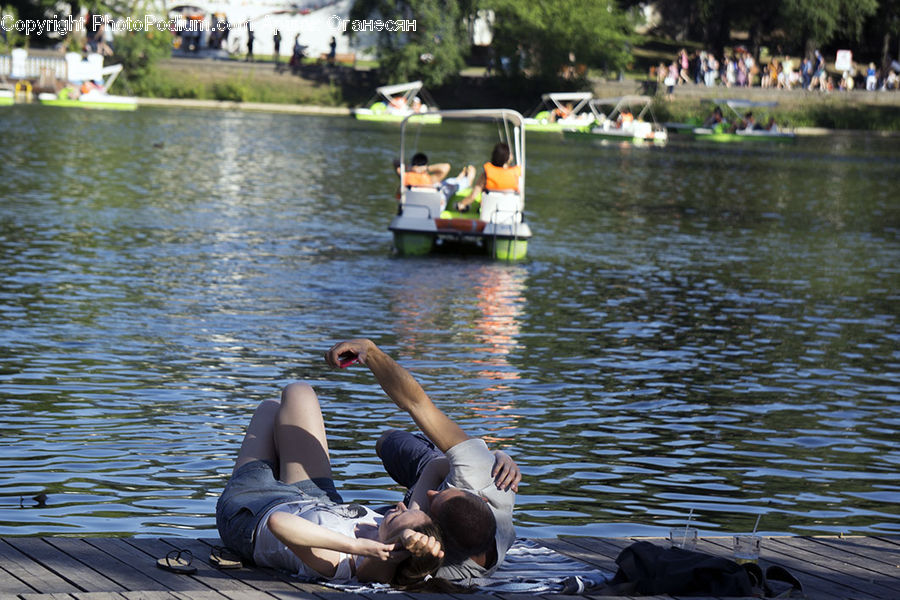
[325,339,469,453]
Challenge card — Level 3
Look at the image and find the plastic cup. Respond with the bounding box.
[669,527,698,550]
[733,534,761,564]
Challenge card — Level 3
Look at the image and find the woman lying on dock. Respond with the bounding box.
[215,381,444,586]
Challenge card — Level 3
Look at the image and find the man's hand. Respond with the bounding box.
[492,450,521,492]
[326,339,469,453]
[399,528,444,559]
[325,339,374,369]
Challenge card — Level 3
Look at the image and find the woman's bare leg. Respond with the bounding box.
[275,382,333,484]
[232,399,281,475]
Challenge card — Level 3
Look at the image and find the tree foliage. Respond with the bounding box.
[487,0,632,82]
[646,0,880,57]
[110,26,172,91]
[349,0,475,86]
[350,0,632,86]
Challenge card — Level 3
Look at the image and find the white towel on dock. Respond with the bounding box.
[319,538,612,594]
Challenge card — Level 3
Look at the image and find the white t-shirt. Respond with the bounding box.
[252,500,381,581]
[436,438,516,582]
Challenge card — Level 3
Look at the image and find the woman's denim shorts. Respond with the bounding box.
[215,460,343,561]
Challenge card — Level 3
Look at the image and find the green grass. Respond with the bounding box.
[129,62,343,105]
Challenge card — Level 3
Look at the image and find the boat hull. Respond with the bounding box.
[565,128,667,146]
[389,215,531,260]
[353,109,441,124]
[524,119,594,133]
[692,128,795,143]
[38,95,137,111]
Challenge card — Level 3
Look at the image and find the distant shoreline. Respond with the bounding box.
[135,96,351,115]
[134,96,900,137]
[131,57,900,132]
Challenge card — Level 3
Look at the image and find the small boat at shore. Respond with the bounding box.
[37,64,137,111]
[389,109,532,260]
[690,99,795,143]
[524,92,595,132]
[563,95,667,145]
[352,81,441,124]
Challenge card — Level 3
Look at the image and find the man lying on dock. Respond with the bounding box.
[324,339,520,584]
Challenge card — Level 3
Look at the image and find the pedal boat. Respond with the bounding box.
[523,92,595,133]
[352,80,441,124]
[691,100,796,143]
[389,109,532,260]
[564,95,667,145]
[37,64,137,111]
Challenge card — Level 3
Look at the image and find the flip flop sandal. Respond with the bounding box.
[765,564,804,598]
[156,549,197,574]
[209,546,242,569]
[742,561,764,589]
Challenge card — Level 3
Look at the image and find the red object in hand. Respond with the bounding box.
[338,352,358,368]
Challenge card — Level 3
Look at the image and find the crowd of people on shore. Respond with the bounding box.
[656,47,900,95]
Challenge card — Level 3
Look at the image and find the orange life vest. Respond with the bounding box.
[404,171,434,187]
[483,162,521,191]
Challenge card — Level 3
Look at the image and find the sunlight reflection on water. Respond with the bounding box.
[0,106,898,539]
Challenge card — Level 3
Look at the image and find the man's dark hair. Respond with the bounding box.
[411,152,428,167]
[490,143,510,167]
[433,491,496,561]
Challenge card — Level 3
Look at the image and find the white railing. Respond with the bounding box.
[0,54,68,79]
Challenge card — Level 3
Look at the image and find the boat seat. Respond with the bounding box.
[480,190,523,225]
[402,187,445,218]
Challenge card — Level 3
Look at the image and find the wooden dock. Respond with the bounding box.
[1,535,897,599]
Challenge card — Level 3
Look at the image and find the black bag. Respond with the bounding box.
[606,541,754,596]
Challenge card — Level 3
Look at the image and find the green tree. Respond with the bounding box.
[110,26,172,92]
[781,0,878,53]
[2,4,25,48]
[648,0,879,58]
[349,0,475,86]
[486,0,632,83]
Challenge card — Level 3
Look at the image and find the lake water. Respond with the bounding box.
[1,105,898,540]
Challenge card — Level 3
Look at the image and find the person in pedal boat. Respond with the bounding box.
[395,153,475,204]
[455,142,521,213]
[216,381,444,586]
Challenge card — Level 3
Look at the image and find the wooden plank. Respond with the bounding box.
[72,592,128,600]
[0,539,80,594]
[873,536,900,547]
[209,591,276,600]
[269,589,363,599]
[701,536,878,600]
[777,536,899,574]
[0,561,37,595]
[42,537,187,594]
[154,538,302,594]
[112,538,241,593]
[6,538,126,594]
[535,537,617,570]
[766,536,898,598]
[20,594,77,600]
[806,535,900,568]
[169,592,236,600]
[120,592,182,600]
